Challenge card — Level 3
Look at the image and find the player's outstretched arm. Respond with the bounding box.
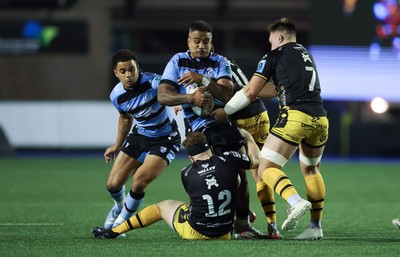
[239,128,260,169]
[104,113,133,163]
[257,82,277,99]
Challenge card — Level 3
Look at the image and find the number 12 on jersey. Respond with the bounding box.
[202,190,232,217]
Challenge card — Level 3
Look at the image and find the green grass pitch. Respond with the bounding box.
[0,156,399,257]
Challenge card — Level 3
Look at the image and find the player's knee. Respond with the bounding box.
[260,148,288,167]
[106,182,123,192]
[157,200,172,208]
[299,152,322,166]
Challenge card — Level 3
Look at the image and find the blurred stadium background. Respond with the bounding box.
[0,0,400,158]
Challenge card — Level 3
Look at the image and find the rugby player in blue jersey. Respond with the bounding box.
[101,49,181,231]
[157,20,266,239]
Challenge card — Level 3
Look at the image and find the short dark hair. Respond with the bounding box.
[268,17,296,36]
[112,49,138,68]
[189,20,212,34]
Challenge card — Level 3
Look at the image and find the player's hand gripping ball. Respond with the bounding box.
[190,88,214,117]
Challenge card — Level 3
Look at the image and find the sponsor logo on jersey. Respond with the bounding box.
[205,67,214,77]
[301,51,312,63]
[256,60,266,73]
[205,176,219,189]
[198,165,216,175]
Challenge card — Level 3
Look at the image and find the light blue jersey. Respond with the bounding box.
[160,51,232,131]
[110,72,177,137]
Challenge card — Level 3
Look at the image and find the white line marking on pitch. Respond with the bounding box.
[0,223,64,226]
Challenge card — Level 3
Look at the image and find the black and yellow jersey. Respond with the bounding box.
[254,42,326,117]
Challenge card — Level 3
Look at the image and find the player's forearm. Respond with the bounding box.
[159,92,192,106]
[246,139,260,169]
[158,84,192,106]
[115,116,132,147]
[206,80,232,103]
[224,88,252,115]
[239,129,260,169]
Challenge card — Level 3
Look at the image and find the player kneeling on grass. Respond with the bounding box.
[92,129,261,240]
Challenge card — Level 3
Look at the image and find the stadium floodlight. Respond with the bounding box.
[370,96,389,114]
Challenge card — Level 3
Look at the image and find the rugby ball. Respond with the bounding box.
[191,91,214,117]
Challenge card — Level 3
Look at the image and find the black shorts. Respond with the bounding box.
[198,121,244,155]
[121,125,181,165]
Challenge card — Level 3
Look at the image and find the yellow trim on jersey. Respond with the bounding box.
[254,73,268,81]
[172,203,231,240]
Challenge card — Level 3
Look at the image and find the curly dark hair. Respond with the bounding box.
[112,49,138,68]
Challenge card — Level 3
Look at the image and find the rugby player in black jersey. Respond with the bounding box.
[228,58,282,239]
[212,18,328,240]
[92,129,261,240]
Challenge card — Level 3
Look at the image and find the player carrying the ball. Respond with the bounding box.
[158,20,267,239]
